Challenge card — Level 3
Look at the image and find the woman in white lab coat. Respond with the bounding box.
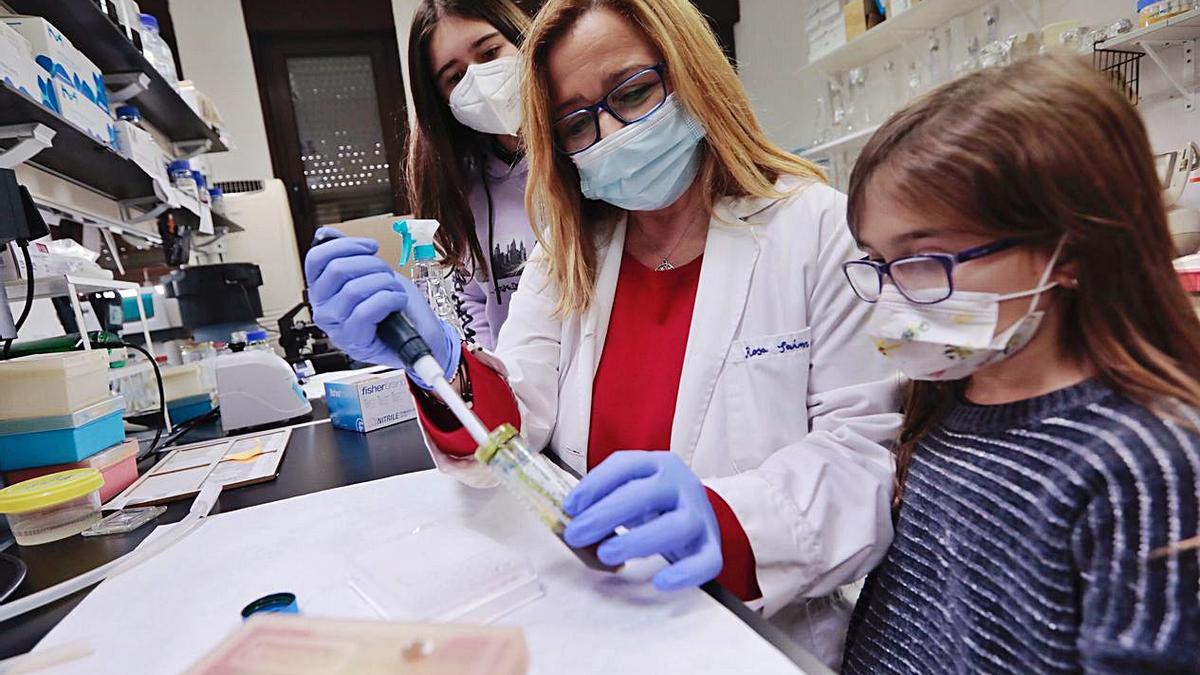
[304,0,900,666]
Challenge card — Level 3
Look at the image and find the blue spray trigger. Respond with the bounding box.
[394,220,415,267]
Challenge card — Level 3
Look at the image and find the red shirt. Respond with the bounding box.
[417,254,761,601]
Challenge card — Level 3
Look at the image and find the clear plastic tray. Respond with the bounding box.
[347,524,544,624]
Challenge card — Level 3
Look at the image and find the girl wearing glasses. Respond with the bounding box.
[403,0,541,350]
[306,0,900,665]
[841,54,1200,673]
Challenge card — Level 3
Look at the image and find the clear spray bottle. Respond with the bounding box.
[395,219,463,338]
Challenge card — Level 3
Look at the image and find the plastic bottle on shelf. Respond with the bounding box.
[192,171,211,209]
[208,187,226,216]
[138,14,179,87]
[115,105,145,130]
[246,330,277,355]
[169,160,199,205]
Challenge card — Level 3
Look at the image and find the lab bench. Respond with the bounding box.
[0,399,830,674]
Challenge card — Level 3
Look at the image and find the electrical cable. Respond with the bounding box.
[1,242,35,360]
[151,406,220,453]
[118,341,166,460]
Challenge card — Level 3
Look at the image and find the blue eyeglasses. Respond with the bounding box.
[842,238,1023,304]
[553,64,669,155]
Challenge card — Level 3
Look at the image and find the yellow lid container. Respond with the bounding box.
[0,468,105,514]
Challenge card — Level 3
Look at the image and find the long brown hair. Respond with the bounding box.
[520,0,825,315]
[405,0,530,274]
[847,53,1200,503]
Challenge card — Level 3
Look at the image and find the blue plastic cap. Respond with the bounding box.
[209,187,223,199]
[247,330,268,342]
[241,592,298,619]
[138,13,159,31]
[115,105,140,120]
[169,159,191,172]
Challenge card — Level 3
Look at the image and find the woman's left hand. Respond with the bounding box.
[562,451,723,591]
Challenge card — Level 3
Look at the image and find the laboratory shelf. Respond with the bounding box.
[798,0,1038,77]
[4,273,138,303]
[0,82,153,200]
[213,212,245,233]
[5,0,227,152]
[798,123,882,158]
[1097,8,1200,50]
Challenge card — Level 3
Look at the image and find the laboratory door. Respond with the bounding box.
[252,35,408,260]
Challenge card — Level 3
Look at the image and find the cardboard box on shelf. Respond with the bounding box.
[0,240,55,282]
[843,1,886,42]
[0,20,37,99]
[116,119,169,189]
[2,16,113,144]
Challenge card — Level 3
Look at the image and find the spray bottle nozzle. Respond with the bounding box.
[394,219,441,267]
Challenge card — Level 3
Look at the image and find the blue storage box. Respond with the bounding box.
[0,397,126,471]
[168,393,215,424]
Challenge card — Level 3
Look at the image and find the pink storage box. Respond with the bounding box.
[1179,270,1200,293]
[2,439,139,503]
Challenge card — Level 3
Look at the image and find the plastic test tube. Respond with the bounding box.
[476,424,621,573]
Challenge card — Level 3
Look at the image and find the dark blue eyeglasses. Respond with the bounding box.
[842,238,1023,304]
[553,64,668,155]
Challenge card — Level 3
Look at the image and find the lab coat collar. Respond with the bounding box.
[720,174,813,224]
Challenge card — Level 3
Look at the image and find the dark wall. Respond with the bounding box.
[240,0,396,34]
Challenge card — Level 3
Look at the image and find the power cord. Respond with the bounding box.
[1,242,34,360]
[117,340,166,460]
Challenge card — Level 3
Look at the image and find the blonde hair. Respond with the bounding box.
[520,0,825,315]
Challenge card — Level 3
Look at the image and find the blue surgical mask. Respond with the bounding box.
[570,94,706,212]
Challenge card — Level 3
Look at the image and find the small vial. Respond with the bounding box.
[475,424,621,573]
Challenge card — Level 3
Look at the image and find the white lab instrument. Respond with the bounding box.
[215,350,311,432]
[1161,143,1200,255]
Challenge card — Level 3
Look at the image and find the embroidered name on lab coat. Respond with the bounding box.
[744,339,811,360]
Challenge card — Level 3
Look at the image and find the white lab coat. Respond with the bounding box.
[427,177,901,666]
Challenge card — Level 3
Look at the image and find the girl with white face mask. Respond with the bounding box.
[403,0,540,350]
[841,54,1200,673]
[305,0,902,667]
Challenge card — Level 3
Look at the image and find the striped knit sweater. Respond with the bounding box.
[843,379,1200,674]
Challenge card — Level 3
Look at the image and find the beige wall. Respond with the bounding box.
[169,0,275,181]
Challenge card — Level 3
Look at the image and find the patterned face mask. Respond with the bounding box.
[865,239,1064,381]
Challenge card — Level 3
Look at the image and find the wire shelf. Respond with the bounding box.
[1093,48,1146,106]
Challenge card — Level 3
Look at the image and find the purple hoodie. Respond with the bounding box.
[458,153,538,350]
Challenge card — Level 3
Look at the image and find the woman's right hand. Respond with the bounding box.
[304,227,456,381]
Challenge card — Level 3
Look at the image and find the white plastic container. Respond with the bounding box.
[0,468,104,545]
[161,363,211,402]
[0,351,110,420]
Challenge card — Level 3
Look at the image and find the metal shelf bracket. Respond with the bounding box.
[118,196,170,225]
[172,139,214,159]
[1139,39,1197,112]
[105,72,152,105]
[0,123,55,169]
